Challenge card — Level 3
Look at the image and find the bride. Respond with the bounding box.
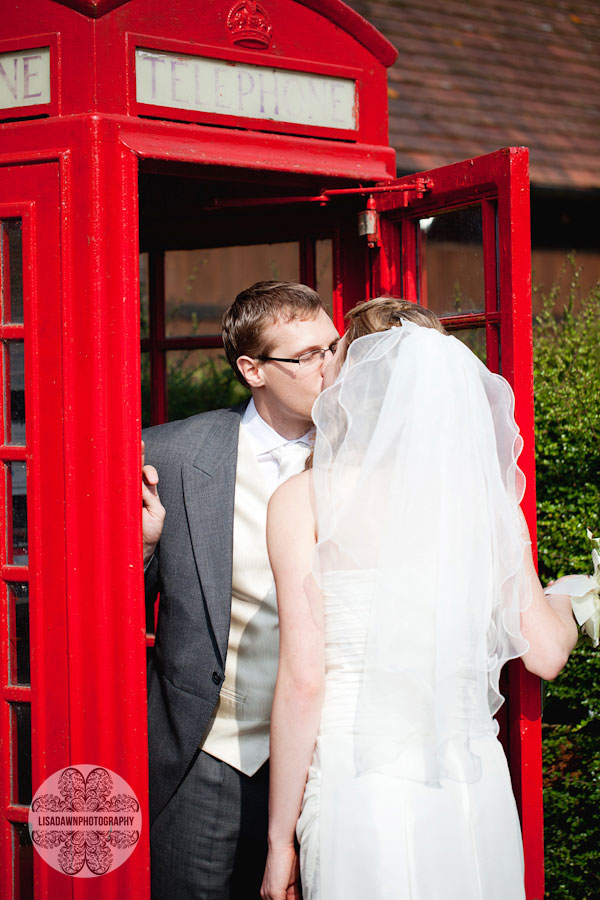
[260,298,577,900]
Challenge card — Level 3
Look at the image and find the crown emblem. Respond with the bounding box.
[227,1,273,49]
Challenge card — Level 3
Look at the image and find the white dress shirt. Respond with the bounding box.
[241,397,312,496]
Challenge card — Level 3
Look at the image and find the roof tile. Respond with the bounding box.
[345,0,600,187]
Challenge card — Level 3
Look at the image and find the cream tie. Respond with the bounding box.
[272,441,310,485]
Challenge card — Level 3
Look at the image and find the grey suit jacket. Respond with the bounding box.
[143,404,245,824]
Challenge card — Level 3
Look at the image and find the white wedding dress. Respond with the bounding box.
[296,573,526,900]
[302,324,533,900]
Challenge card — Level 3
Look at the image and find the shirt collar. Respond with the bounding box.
[241,397,312,456]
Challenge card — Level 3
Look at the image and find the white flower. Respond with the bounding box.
[545,530,600,647]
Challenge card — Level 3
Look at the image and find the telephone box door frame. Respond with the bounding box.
[367,146,543,900]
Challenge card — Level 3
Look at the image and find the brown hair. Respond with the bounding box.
[222,281,327,387]
[305,298,445,470]
[340,297,446,365]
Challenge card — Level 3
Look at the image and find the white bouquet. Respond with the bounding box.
[545,530,600,647]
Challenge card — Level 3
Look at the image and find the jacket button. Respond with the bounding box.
[212,671,222,685]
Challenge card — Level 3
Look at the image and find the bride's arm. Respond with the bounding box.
[261,470,324,900]
[518,510,578,680]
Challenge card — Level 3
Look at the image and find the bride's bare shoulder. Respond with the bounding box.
[267,470,317,562]
[268,469,313,521]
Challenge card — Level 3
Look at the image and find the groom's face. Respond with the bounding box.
[256,308,340,426]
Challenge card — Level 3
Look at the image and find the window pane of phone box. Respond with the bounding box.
[11,702,32,806]
[8,582,30,685]
[8,461,28,565]
[13,823,34,900]
[1,218,24,324]
[5,340,26,445]
[316,239,333,315]
[164,243,300,337]
[419,207,484,317]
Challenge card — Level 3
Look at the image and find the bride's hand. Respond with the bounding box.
[261,844,299,900]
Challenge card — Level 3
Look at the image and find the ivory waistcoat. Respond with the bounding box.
[201,426,278,775]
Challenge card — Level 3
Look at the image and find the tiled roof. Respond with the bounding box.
[344,0,600,188]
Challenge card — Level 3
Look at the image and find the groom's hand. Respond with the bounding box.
[142,440,166,564]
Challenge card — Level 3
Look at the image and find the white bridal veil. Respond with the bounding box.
[311,322,531,784]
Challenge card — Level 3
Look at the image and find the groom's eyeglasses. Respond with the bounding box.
[257,341,339,370]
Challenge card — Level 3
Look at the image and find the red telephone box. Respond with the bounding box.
[0,2,542,898]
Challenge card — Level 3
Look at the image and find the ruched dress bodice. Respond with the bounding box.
[297,572,526,900]
[319,573,369,735]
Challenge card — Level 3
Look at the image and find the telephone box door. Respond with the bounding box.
[365,146,542,900]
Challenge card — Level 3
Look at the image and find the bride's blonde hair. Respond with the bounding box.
[305,298,445,468]
[339,297,446,365]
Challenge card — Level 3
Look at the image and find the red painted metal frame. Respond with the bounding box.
[0,0,394,151]
[0,126,152,899]
[53,0,399,70]
[59,119,150,900]
[369,147,543,900]
[55,0,130,16]
[0,1,396,895]
[119,117,394,183]
[0,164,70,900]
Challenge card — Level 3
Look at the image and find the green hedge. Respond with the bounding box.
[141,353,249,428]
[533,266,600,899]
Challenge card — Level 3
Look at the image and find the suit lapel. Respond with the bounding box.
[182,408,242,662]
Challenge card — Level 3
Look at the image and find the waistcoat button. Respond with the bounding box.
[212,671,222,685]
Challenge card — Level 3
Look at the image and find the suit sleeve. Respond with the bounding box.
[145,544,161,606]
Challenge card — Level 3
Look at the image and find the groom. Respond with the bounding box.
[142,281,339,900]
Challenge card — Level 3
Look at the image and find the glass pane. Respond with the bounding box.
[9,582,30,685]
[1,219,24,324]
[12,703,32,805]
[9,461,28,565]
[453,328,487,364]
[140,252,149,339]
[141,350,151,429]
[419,207,484,317]
[6,341,26,445]
[316,239,333,315]
[166,349,249,422]
[13,823,34,900]
[164,243,300,337]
